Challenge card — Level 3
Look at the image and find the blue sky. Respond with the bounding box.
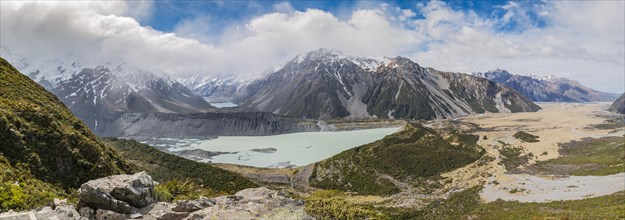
[1,0,623,92]
[143,0,546,34]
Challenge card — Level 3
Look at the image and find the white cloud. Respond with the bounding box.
[411,1,624,93]
[273,2,295,14]
[399,9,416,21]
[1,1,420,78]
[0,0,623,92]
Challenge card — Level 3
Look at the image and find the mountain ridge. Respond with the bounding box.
[237,49,540,119]
[472,69,615,102]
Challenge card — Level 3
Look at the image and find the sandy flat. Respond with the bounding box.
[463,102,623,162]
[481,173,625,202]
[442,102,625,202]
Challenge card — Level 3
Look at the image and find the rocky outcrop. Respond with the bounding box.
[185,187,312,220]
[0,199,82,220]
[96,111,319,137]
[609,93,625,114]
[78,172,155,214]
[6,172,310,220]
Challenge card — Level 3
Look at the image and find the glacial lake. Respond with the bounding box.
[153,127,401,168]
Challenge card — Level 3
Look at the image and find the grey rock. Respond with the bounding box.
[140,202,190,220]
[171,197,213,212]
[187,187,312,220]
[0,202,82,220]
[79,171,155,214]
[128,213,143,219]
[609,93,625,114]
[79,207,95,220]
[95,209,126,220]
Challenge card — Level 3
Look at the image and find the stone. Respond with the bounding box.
[79,171,155,214]
[95,209,126,220]
[128,213,143,219]
[186,187,312,220]
[79,207,95,220]
[171,197,214,212]
[140,202,190,220]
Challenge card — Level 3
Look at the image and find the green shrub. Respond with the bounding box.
[513,131,539,142]
[531,136,625,176]
[153,179,214,202]
[0,57,131,202]
[498,146,532,172]
[304,190,384,220]
[0,156,68,211]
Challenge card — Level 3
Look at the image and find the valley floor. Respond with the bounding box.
[454,102,624,202]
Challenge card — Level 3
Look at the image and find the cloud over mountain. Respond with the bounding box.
[1,1,622,92]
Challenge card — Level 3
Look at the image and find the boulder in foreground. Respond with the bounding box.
[78,171,155,214]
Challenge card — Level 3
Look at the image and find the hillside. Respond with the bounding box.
[102,138,257,195]
[609,93,625,114]
[0,57,131,209]
[1,48,215,135]
[239,49,540,120]
[473,69,615,102]
[309,123,484,195]
[0,57,257,210]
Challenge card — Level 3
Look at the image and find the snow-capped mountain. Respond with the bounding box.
[237,49,540,119]
[178,75,252,102]
[473,69,616,102]
[1,48,213,133]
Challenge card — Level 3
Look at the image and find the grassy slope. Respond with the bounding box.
[0,57,130,210]
[310,123,484,196]
[0,57,256,209]
[102,138,257,195]
[305,188,625,220]
[469,191,625,219]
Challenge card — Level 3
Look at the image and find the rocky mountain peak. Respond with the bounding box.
[294,48,343,62]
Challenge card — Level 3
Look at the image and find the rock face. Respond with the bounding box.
[1,172,309,220]
[73,172,309,219]
[473,69,616,102]
[609,93,625,114]
[78,172,155,214]
[96,111,319,137]
[239,49,540,120]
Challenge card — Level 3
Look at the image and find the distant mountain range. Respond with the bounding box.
[7,48,593,135]
[236,49,540,119]
[472,69,617,102]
